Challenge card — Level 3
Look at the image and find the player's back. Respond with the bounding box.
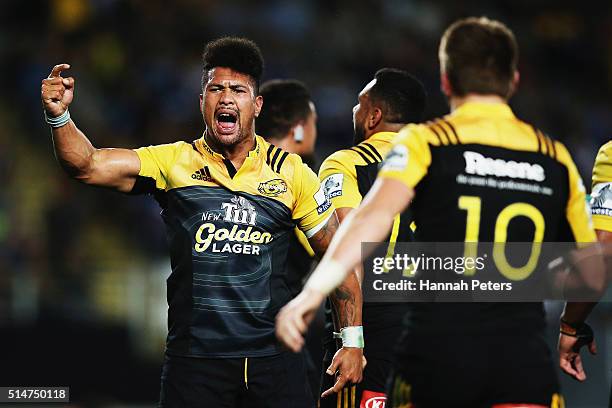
[408,103,588,243]
[380,102,595,334]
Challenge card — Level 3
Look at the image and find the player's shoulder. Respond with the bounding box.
[258,136,305,178]
[596,141,612,161]
[139,139,190,151]
[353,133,395,163]
[324,148,360,167]
[393,119,450,148]
[593,141,612,185]
[136,140,194,163]
[319,147,366,180]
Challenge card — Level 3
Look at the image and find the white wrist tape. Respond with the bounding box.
[305,258,349,296]
[45,109,71,128]
[333,326,364,348]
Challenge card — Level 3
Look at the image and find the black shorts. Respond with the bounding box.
[159,351,313,408]
[386,331,562,408]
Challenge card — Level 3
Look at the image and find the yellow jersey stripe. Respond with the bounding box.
[270,147,282,169]
[547,136,557,159]
[538,129,548,155]
[362,142,383,161]
[442,118,461,144]
[276,151,289,172]
[266,144,274,165]
[434,119,456,145]
[530,124,542,154]
[350,147,373,164]
[354,145,377,163]
[426,122,446,145]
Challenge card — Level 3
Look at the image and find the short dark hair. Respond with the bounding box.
[201,37,264,92]
[439,17,518,97]
[368,68,426,124]
[256,80,312,140]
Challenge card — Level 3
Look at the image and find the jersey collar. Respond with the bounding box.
[194,133,262,162]
[450,101,515,119]
[369,131,397,142]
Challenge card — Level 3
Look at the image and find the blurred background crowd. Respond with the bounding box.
[1,0,612,406]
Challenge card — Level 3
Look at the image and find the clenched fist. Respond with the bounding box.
[41,64,75,117]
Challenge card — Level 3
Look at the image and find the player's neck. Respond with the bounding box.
[366,123,405,139]
[449,94,507,112]
[205,131,256,170]
[271,136,294,153]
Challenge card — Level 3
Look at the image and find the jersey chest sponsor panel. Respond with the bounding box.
[411,144,572,242]
[135,136,332,357]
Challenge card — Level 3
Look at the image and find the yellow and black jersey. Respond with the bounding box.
[319,132,413,243]
[320,132,393,208]
[380,102,594,243]
[590,141,612,232]
[133,135,333,358]
[378,102,596,332]
[318,132,414,358]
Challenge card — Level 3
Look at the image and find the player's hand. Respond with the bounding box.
[275,287,325,352]
[558,332,597,381]
[321,347,366,398]
[41,64,75,117]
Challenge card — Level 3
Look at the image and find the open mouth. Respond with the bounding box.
[215,109,239,135]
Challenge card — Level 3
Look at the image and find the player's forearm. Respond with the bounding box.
[562,229,612,324]
[329,272,363,328]
[306,203,396,295]
[331,203,395,272]
[561,302,597,325]
[51,120,97,180]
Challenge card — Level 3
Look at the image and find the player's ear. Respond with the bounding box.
[369,108,383,130]
[199,94,204,114]
[254,95,263,118]
[508,70,520,99]
[440,72,452,97]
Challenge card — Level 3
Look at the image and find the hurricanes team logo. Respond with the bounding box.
[258,179,288,197]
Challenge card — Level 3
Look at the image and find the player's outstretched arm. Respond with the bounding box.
[41,64,140,193]
[276,177,413,352]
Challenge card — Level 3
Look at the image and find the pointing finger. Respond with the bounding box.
[321,375,347,398]
[559,357,579,378]
[572,355,586,381]
[49,64,71,78]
